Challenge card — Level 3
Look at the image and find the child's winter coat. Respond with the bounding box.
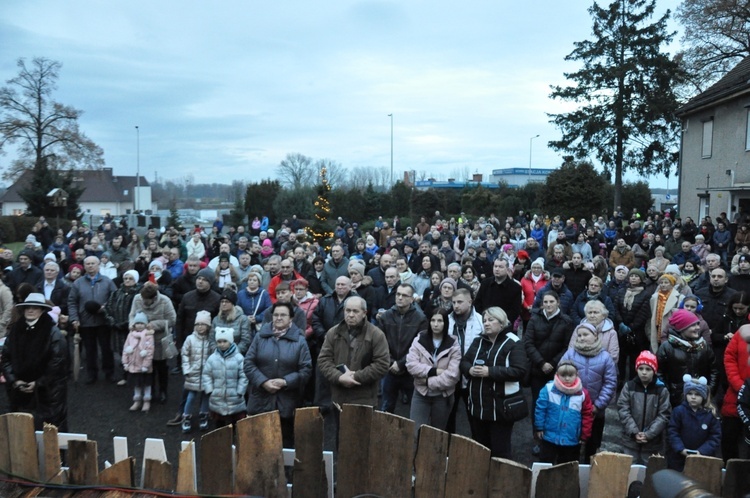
[617,377,671,453]
[667,401,721,470]
[121,329,155,373]
[202,344,248,416]
[181,330,214,392]
[535,381,594,446]
[560,348,617,412]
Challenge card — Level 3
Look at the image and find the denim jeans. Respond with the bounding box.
[184,389,209,415]
[410,391,454,437]
[380,372,414,413]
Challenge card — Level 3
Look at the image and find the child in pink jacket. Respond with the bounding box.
[122,311,155,412]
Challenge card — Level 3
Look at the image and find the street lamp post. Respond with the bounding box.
[135,125,140,213]
[528,134,539,183]
[388,113,393,185]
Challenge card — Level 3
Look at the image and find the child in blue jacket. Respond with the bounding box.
[667,375,721,471]
[534,361,594,464]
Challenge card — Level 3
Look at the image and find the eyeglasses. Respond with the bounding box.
[272,314,290,318]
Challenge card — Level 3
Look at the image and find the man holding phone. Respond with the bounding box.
[317,296,389,408]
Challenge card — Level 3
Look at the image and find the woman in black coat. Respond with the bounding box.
[0,293,69,430]
[460,306,529,459]
[522,290,574,446]
[615,269,652,383]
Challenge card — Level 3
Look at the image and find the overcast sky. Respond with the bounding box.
[0,0,682,189]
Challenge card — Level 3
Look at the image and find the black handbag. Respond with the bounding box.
[501,392,529,422]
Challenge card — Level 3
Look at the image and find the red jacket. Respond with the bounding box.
[520,270,550,320]
[268,271,303,303]
[722,326,750,418]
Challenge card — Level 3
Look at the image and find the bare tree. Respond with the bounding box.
[348,166,372,189]
[315,158,347,188]
[277,153,314,189]
[0,57,104,181]
[676,0,750,93]
[376,167,391,189]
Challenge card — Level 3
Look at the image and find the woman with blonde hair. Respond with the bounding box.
[648,246,669,273]
[648,274,681,353]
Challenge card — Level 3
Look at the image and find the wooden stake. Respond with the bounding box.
[535,461,579,498]
[67,439,98,485]
[98,456,134,488]
[588,451,633,498]
[414,425,449,498]
[488,457,531,498]
[235,412,286,497]
[292,407,326,498]
[444,434,491,498]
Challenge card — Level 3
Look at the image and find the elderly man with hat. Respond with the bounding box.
[7,250,44,295]
[1,293,69,430]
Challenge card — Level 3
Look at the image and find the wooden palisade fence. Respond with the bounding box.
[1,406,750,497]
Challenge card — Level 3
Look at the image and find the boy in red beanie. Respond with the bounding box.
[617,350,671,464]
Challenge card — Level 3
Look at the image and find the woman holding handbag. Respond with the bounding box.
[460,306,530,459]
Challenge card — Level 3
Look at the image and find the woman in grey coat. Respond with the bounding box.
[210,287,252,355]
[244,302,312,448]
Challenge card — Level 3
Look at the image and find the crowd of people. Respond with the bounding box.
[1,208,750,471]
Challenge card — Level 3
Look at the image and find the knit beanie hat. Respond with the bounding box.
[669,309,700,333]
[215,326,234,344]
[517,250,529,261]
[439,277,457,290]
[615,265,628,274]
[132,311,149,325]
[628,268,646,283]
[682,374,708,399]
[576,322,598,337]
[531,257,545,269]
[635,350,658,372]
[221,288,238,305]
[124,269,140,282]
[149,259,164,271]
[219,252,230,262]
[348,259,366,278]
[197,268,215,285]
[44,253,56,262]
[194,310,212,326]
[659,274,677,286]
[664,264,681,276]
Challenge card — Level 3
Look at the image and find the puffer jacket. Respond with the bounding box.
[722,327,750,418]
[377,303,428,374]
[202,345,248,416]
[181,331,213,391]
[657,330,716,407]
[523,308,574,378]
[459,329,530,422]
[406,332,461,397]
[122,329,155,374]
[535,381,594,446]
[129,293,177,361]
[617,377,671,452]
[210,306,252,355]
[243,323,312,419]
[561,348,617,412]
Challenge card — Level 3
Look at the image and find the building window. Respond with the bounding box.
[746,109,750,151]
[702,119,713,158]
[12,209,24,216]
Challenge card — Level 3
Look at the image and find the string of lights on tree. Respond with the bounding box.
[306,166,334,248]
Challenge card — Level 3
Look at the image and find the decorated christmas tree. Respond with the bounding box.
[308,165,335,248]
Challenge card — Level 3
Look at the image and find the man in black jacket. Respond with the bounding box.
[377,283,427,413]
[473,259,522,323]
